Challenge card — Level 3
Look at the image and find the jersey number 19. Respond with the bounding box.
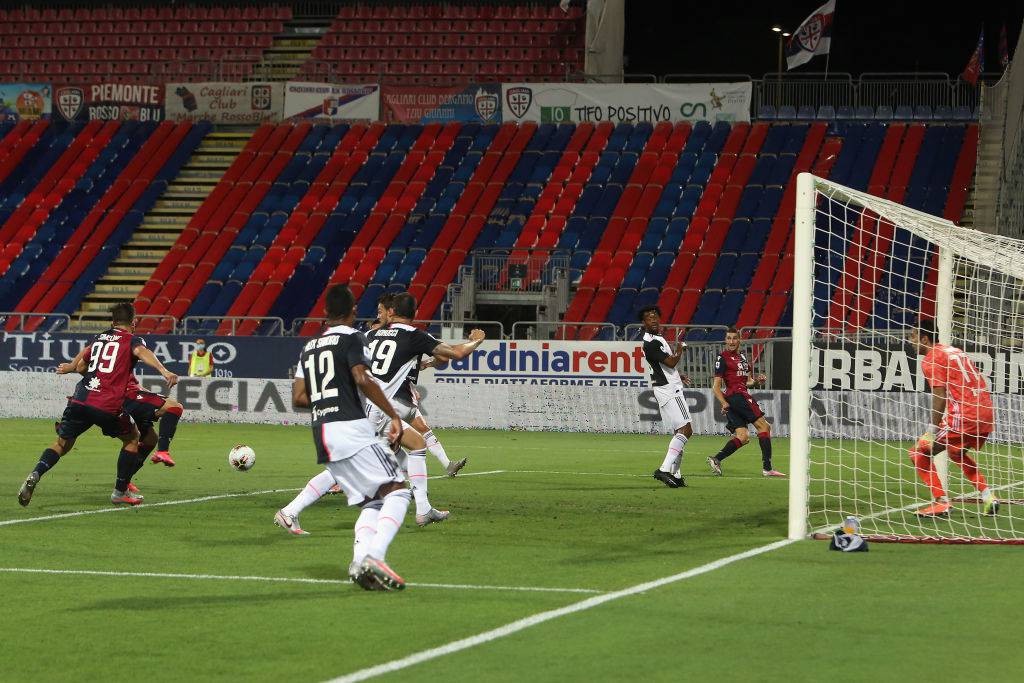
[366,339,397,375]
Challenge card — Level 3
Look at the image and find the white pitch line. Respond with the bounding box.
[0,488,301,527]
[506,469,771,481]
[0,567,601,595]
[427,469,505,480]
[0,471,510,528]
[324,538,797,683]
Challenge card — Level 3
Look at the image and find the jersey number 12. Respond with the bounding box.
[303,351,338,402]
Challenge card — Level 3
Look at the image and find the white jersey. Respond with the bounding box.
[642,332,685,403]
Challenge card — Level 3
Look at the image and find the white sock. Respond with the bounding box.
[423,430,451,468]
[982,488,994,503]
[282,469,335,517]
[367,490,411,561]
[352,505,379,564]
[660,433,687,473]
[406,450,431,515]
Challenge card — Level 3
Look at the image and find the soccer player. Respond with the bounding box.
[378,298,467,478]
[908,319,999,517]
[286,284,409,591]
[18,302,178,507]
[364,292,484,524]
[59,349,185,469]
[638,306,693,488]
[707,326,785,478]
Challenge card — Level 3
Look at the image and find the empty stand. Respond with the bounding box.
[300,3,584,86]
[0,6,289,84]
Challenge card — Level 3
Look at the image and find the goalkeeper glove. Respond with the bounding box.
[917,425,939,452]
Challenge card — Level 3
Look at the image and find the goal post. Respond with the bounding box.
[789,172,1024,543]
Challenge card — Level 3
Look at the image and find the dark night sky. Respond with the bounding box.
[625,0,1024,79]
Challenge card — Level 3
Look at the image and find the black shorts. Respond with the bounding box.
[58,402,131,440]
[725,393,765,432]
[123,390,166,435]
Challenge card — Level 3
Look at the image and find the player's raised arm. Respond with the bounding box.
[662,340,686,370]
[351,363,403,447]
[431,328,486,362]
[133,344,178,388]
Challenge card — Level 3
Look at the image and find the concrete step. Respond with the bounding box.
[109,265,156,278]
[81,294,140,311]
[125,232,177,244]
[141,214,190,226]
[184,159,232,169]
[177,169,225,180]
[117,248,165,262]
[153,198,202,211]
[94,283,143,295]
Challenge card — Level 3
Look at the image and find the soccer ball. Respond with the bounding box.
[228,445,256,471]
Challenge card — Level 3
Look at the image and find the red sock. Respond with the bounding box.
[948,449,988,492]
[910,452,946,498]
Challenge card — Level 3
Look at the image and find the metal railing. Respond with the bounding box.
[72,313,178,332]
[511,321,618,340]
[621,324,731,342]
[473,250,569,294]
[750,71,1001,114]
[0,311,70,333]
[180,316,286,336]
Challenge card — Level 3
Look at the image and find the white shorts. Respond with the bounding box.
[367,400,421,437]
[654,387,692,431]
[325,442,405,507]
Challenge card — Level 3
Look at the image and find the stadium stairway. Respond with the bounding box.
[250,15,324,81]
[136,123,322,334]
[70,128,242,332]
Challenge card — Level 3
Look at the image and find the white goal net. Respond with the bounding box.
[790,173,1024,543]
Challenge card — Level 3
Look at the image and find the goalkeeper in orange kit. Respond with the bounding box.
[908,319,998,517]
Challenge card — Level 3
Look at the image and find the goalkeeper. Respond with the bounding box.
[908,319,998,517]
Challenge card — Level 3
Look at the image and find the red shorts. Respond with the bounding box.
[936,427,990,452]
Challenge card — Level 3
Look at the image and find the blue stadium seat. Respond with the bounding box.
[758,105,777,120]
[797,105,816,120]
[777,105,797,119]
[854,105,875,119]
[914,105,934,120]
[893,105,914,120]
[875,105,894,120]
[933,105,953,120]
[816,105,836,120]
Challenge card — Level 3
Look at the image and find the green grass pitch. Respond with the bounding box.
[1,418,1022,681]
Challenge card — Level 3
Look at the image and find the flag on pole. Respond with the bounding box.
[961,28,985,85]
[785,0,836,70]
[1000,23,1010,68]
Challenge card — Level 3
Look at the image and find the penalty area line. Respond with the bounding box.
[324,538,797,683]
[0,567,601,595]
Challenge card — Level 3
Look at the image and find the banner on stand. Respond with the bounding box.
[165,82,283,124]
[0,83,52,121]
[501,82,751,124]
[283,82,380,121]
[382,83,501,123]
[55,83,164,122]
